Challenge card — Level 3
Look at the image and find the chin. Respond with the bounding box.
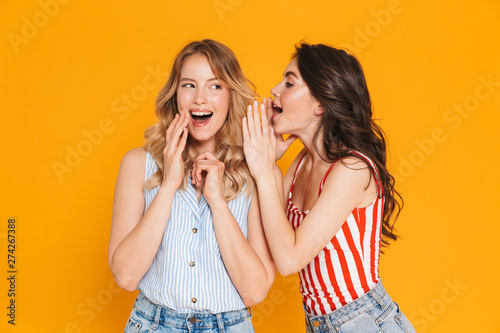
[272,125,285,136]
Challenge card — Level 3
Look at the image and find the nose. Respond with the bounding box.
[194,88,207,105]
[270,84,280,98]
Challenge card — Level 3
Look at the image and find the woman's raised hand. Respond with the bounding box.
[263,97,297,160]
[191,151,225,204]
[162,111,189,189]
[242,100,277,181]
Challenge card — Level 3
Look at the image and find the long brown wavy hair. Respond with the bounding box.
[293,42,403,248]
[144,39,256,201]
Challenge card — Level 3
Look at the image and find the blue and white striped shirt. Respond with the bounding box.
[137,152,251,313]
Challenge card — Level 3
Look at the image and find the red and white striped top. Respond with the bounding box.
[286,151,384,316]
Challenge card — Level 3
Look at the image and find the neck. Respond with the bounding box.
[189,139,216,155]
[298,130,329,165]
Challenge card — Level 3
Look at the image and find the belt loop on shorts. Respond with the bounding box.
[370,280,389,309]
[216,313,225,333]
[150,303,162,330]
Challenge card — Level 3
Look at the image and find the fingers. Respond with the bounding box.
[260,100,269,136]
[246,104,256,139]
[176,128,188,156]
[165,112,179,139]
[246,100,266,140]
[165,111,189,156]
[191,160,224,187]
[252,101,262,140]
[265,97,273,124]
[194,150,218,163]
[191,161,208,186]
[191,151,223,185]
[242,116,249,143]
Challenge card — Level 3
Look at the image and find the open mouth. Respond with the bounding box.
[190,111,213,123]
[271,102,283,119]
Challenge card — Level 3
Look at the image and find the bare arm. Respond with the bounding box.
[252,159,374,275]
[243,104,376,276]
[108,112,189,291]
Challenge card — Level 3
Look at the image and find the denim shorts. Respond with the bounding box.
[304,281,416,333]
[124,292,255,333]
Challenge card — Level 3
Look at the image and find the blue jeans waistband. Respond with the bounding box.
[305,280,392,326]
[133,292,252,330]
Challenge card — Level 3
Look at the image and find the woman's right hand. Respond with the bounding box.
[243,101,278,182]
[162,111,189,189]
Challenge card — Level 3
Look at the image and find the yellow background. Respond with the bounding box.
[1,0,499,332]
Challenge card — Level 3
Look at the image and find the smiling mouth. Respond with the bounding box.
[190,111,213,123]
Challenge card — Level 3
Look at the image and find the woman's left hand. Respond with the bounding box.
[191,151,225,204]
[243,101,277,182]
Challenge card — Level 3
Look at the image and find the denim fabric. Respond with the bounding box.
[124,292,255,333]
[304,281,416,333]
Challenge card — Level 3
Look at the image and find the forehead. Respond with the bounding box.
[180,54,216,77]
[283,58,301,79]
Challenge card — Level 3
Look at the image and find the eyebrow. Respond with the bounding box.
[284,71,298,79]
[179,77,219,82]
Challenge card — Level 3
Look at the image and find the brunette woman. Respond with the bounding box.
[243,42,415,332]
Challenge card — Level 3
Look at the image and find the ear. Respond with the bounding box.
[314,104,324,116]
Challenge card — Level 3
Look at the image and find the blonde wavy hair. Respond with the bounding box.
[144,39,257,201]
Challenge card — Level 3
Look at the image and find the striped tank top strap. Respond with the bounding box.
[350,151,383,195]
[318,152,382,196]
[318,159,340,196]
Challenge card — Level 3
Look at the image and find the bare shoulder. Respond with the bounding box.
[326,156,372,183]
[338,155,372,171]
[121,147,147,166]
[322,156,377,207]
[117,147,148,187]
[121,147,148,171]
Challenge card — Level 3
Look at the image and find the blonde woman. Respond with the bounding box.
[108,39,275,333]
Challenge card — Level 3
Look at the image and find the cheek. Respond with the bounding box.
[283,89,309,111]
[176,90,192,110]
[211,92,230,113]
